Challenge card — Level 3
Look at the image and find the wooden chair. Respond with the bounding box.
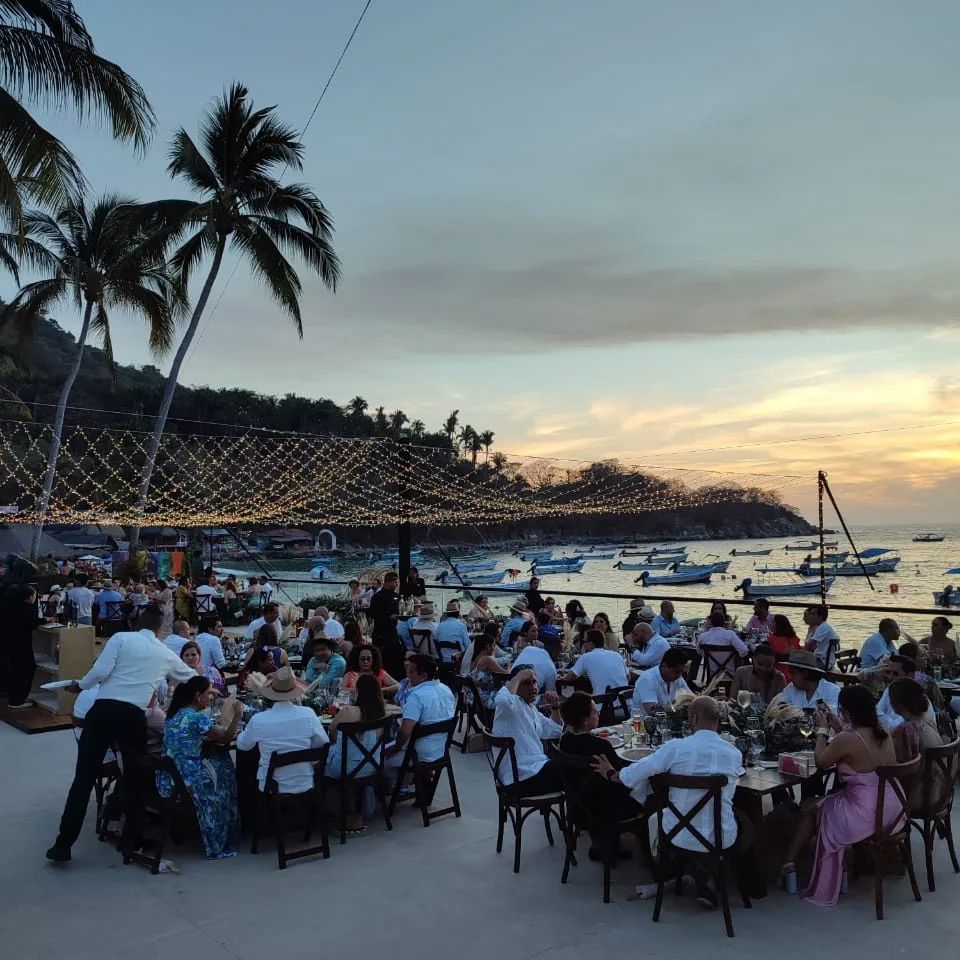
[454,675,493,753]
[411,629,439,659]
[591,685,633,726]
[251,744,330,869]
[650,773,751,938]
[554,748,649,902]
[482,727,566,873]
[909,738,960,892]
[699,645,741,685]
[835,650,861,673]
[436,641,463,686]
[322,716,394,844]
[856,757,922,919]
[72,719,121,841]
[387,718,461,827]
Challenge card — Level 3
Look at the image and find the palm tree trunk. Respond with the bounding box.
[129,238,226,551]
[30,299,93,559]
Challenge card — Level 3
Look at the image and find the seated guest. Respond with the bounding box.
[729,643,785,706]
[340,620,363,661]
[565,598,590,638]
[397,607,416,651]
[621,598,647,639]
[436,600,471,663]
[564,628,628,694]
[468,633,510,709]
[745,598,775,633]
[512,622,557,692]
[180,640,227,695]
[467,595,493,621]
[771,651,840,711]
[460,621,506,678]
[697,611,748,655]
[803,604,840,670]
[651,600,681,639]
[628,623,671,669]
[297,615,326,651]
[631,648,691,717]
[492,668,563,793]
[781,685,899,905]
[591,612,618,651]
[157,676,241,859]
[536,610,563,661]
[542,596,563,623]
[315,606,345,643]
[244,602,283,643]
[409,601,439,657]
[238,645,280,689]
[888,677,948,811]
[875,654,937,731]
[243,624,289,673]
[859,618,900,669]
[592,696,747,909]
[341,643,400,698]
[501,598,530,649]
[386,654,456,770]
[767,614,802,682]
[95,579,124,620]
[304,634,346,688]
[924,616,957,659]
[164,620,192,655]
[237,666,329,795]
[559,692,647,861]
[194,620,227,672]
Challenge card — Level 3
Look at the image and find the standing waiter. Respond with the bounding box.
[368,571,404,679]
[46,605,195,863]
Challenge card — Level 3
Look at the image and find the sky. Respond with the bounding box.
[8,0,960,523]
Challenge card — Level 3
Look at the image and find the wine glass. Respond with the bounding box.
[643,715,657,746]
[737,690,752,710]
[798,710,815,741]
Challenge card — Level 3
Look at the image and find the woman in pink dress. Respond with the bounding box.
[781,684,900,905]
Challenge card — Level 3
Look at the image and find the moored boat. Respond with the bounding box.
[637,568,713,586]
[914,533,945,542]
[737,576,834,598]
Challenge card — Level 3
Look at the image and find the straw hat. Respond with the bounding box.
[629,598,646,611]
[418,601,437,619]
[510,597,529,614]
[444,599,461,615]
[259,665,307,702]
[638,604,655,622]
[784,650,825,675]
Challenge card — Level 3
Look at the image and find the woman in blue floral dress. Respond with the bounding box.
[157,676,241,859]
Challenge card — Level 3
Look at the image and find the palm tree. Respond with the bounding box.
[373,405,388,435]
[491,451,508,475]
[127,83,340,550]
[346,395,368,419]
[458,424,477,459]
[0,1,154,225]
[0,193,176,558]
[443,409,459,446]
[468,431,483,467]
[409,419,425,439]
[479,429,495,462]
[389,409,408,435]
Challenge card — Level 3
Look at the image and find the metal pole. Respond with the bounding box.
[821,473,875,591]
[397,438,412,586]
[818,471,826,603]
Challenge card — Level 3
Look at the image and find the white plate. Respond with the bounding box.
[40,680,76,690]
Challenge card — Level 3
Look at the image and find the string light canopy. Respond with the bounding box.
[0,420,807,528]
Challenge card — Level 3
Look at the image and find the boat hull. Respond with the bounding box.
[740,577,835,597]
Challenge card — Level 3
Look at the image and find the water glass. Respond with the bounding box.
[933,666,943,682]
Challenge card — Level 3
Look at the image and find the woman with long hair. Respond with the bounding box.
[174,576,193,622]
[767,613,802,682]
[342,643,400,697]
[154,578,174,638]
[180,640,227,695]
[591,612,617,651]
[339,619,364,660]
[157,676,241,859]
[781,684,900,904]
[889,677,947,810]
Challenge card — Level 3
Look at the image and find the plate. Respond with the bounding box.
[40,680,76,690]
[759,760,779,769]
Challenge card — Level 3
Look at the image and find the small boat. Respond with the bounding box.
[520,549,554,561]
[737,576,834,598]
[450,551,486,563]
[785,540,838,551]
[451,559,497,572]
[582,551,617,560]
[914,533,945,542]
[933,585,960,607]
[532,559,585,574]
[637,568,713,586]
[729,548,772,556]
[434,569,506,585]
[614,559,676,571]
[755,565,803,574]
[674,560,730,575]
[621,547,687,558]
[310,565,332,581]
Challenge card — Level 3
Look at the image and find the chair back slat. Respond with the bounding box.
[916,737,960,817]
[874,756,922,839]
[411,629,438,659]
[481,727,520,789]
[651,772,728,853]
[698,644,740,681]
[334,716,392,782]
[462,675,493,729]
[265,744,330,795]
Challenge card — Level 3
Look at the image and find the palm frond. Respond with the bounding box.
[232,113,302,182]
[202,82,251,187]
[0,274,67,335]
[252,214,340,290]
[244,182,334,234]
[106,279,173,357]
[90,300,113,371]
[0,2,91,46]
[0,227,57,280]
[167,128,219,194]
[170,225,217,289]
[231,222,303,336]
[0,25,154,148]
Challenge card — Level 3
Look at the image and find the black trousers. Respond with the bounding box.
[513,760,562,796]
[55,699,146,853]
[8,637,36,706]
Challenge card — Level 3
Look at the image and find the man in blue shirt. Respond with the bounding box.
[95,580,124,621]
[387,655,455,766]
[859,618,900,669]
[651,600,681,639]
[436,601,471,662]
[500,598,529,649]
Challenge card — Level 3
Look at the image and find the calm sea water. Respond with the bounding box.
[221,523,960,644]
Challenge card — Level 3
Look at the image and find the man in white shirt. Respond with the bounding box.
[592,696,746,907]
[565,629,628,694]
[491,669,563,793]
[236,666,329,793]
[512,634,558,693]
[245,602,283,642]
[859,618,900,670]
[803,604,840,670]
[194,574,221,618]
[386,655,456,766]
[164,619,192,655]
[773,651,841,711]
[631,648,691,717]
[435,601,471,663]
[66,573,95,625]
[48,606,195,862]
[195,620,227,671]
[628,623,671,669]
[875,654,936,730]
[315,606,345,642]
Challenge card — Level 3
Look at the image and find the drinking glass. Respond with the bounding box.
[747,730,763,767]
[632,711,645,741]
[643,715,657,746]
[933,665,943,682]
[737,690,752,710]
[798,710,815,740]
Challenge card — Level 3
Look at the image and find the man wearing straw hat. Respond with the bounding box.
[501,597,529,649]
[772,651,840,712]
[621,597,648,638]
[409,601,439,657]
[435,600,470,663]
[236,666,329,794]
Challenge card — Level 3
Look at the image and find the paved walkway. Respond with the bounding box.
[3,722,958,959]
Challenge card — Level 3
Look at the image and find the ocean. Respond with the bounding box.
[218,523,960,644]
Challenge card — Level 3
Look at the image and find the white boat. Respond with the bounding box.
[675,560,730,574]
[582,551,618,560]
[451,559,497,572]
[737,576,834,598]
[532,558,585,574]
[621,547,687,558]
[450,551,486,563]
[310,565,332,581]
[434,569,506,585]
[914,533,945,542]
[729,548,772,556]
[520,549,554,561]
[614,559,675,571]
[785,540,838,551]
[637,568,713,586]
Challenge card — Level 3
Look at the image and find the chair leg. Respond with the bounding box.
[543,809,555,847]
[942,814,960,873]
[874,850,884,920]
[338,783,348,845]
[275,799,287,870]
[496,798,506,853]
[924,822,936,893]
[513,805,524,873]
[447,763,462,819]
[653,864,666,922]
[903,837,922,903]
[602,854,611,905]
[716,865,735,938]
[561,827,576,884]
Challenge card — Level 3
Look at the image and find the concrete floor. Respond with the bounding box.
[3,721,958,959]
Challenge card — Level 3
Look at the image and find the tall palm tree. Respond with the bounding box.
[443,409,459,446]
[373,405,388,435]
[127,83,340,550]
[389,409,408,436]
[491,451,508,475]
[479,429,495,462]
[0,1,154,224]
[0,193,177,558]
[346,395,368,419]
[468,431,483,467]
[458,424,477,460]
[409,419,425,439]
